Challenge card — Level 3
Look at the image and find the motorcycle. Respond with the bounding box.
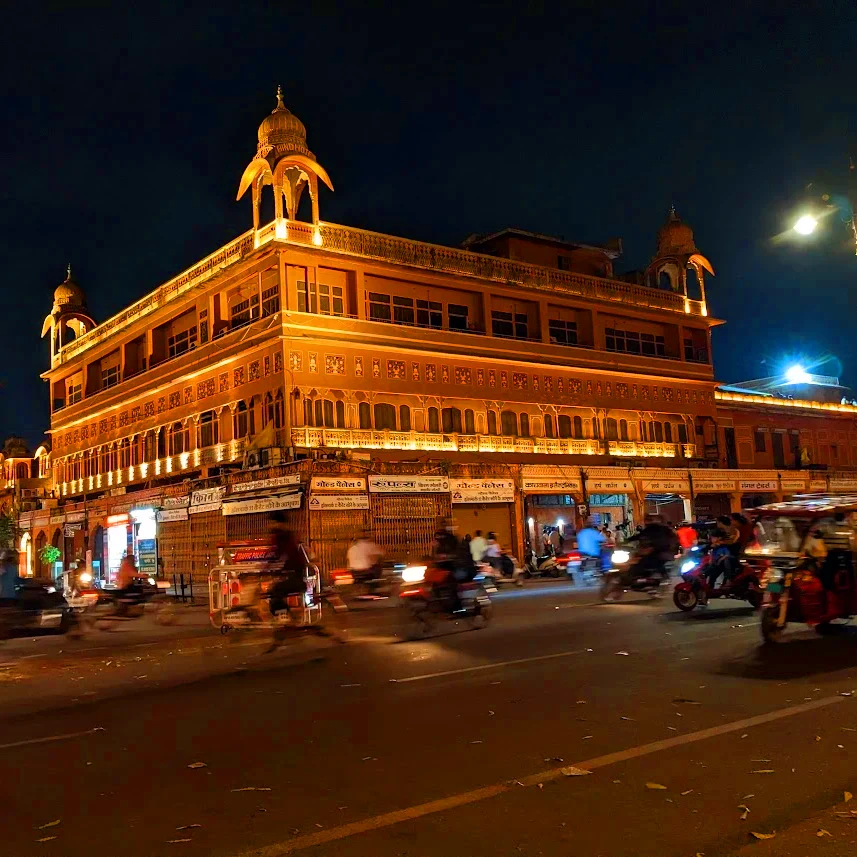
[600,546,671,601]
[672,548,763,612]
[79,577,177,629]
[525,547,561,578]
[476,553,524,588]
[399,563,493,638]
[329,561,403,601]
[0,578,72,639]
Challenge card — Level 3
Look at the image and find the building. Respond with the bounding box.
[19,90,857,583]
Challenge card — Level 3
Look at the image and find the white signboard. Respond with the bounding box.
[810,478,829,492]
[638,478,690,494]
[692,474,736,493]
[232,474,302,494]
[830,478,857,492]
[780,478,808,492]
[586,478,634,494]
[49,514,65,525]
[309,494,370,510]
[521,477,582,494]
[190,486,226,514]
[368,475,450,493]
[739,480,779,493]
[162,495,190,509]
[223,494,302,516]
[310,476,366,492]
[157,508,189,523]
[65,510,86,523]
[450,479,515,504]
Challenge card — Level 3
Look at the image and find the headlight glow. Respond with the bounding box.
[402,565,427,583]
[79,572,93,584]
[681,560,696,574]
[147,577,156,586]
[611,550,630,565]
[46,586,56,594]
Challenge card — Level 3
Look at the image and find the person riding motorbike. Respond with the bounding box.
[426,524,467,612]
[346,531,384,592]
[633,516,679,586]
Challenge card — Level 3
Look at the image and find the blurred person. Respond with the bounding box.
[346,530,384,586]
[470,529,487,563]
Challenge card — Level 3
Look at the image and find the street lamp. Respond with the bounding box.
[785,364,811,384]
[793,214,818,236]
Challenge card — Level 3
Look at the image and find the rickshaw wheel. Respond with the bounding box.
[220,624,230,635]
[760,608,784,644]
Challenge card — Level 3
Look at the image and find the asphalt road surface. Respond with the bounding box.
[4,583,857,857]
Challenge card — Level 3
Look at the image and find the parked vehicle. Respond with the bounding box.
[399,563,493,637]
[672,547,763,611]
[525,547,561,578]
[0,578,72,638]
[751,496,857,643]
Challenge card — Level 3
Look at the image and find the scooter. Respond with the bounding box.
[476,554,524,588]
[600,546,671,601]
[525,547,561,578]
[672,549,763,612]
[399,563,493,638]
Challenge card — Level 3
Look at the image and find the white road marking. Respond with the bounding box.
[0,727,104,752]
[231,692,850,856]
[392,622,760,683]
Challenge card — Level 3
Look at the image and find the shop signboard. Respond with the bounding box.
[189,486,226,514]
[691,474,737,493]
[810,478,830,492]
[63,523,82,538]
[520,477,582,494]
[157,507,189,523]
[586,478,634,493]
[829,477,857,492]
[308,494,370,511]
[49,513,65,525]
[368,475,450,493]
[65,510,86,523]
[638,478,690,494]
[310,476,366,492]
[232,473,302,494]
[450,479,515,504]
[138,538,157,576]
[223,494,303,516]
[739,479,779,493]
[780,477,808,493]
[162,495,190,509]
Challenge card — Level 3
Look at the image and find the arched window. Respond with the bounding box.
[501,410,518,436]
[359,401,372,429]
[606,418,618,441]
[14,462,28,480]
[100,447,109,473]
[119,438,131,468]
[520,413,530,437]
[314,399,324,427]
[464,409,475,434]
[428,407,439,433]
[442,407,462,433]
[273,391,285,429]
[658,271,672,291]
[677,423,688,444]
[169,422,188,455]
[640,421,648,442]
[335,400,346,428]
[619,419,628,441]
[591,417,600,439]
[544,414,555,438]
[145,432,158,461]
[303,398,313,427]
[664,422,673,442]
[558,415,571,438]
[323,399,335,428]
[199,410,219,447]
[399,404,412,432]
[573,415,583,439]
[73,457,81,480]
[487,411,498,436]
[234,401,253,438]
[374,403,397,430]
[264,393,275,426]
[653,422,664,443]
[131,436,142,466]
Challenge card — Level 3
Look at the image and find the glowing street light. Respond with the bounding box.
[785,364,811,384]
[793,214,818,236]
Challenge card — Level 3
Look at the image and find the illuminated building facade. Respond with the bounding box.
[19,92,857,579]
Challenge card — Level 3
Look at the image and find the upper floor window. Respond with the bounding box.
[549,319,578,346]
[374,403,397,431]
[298,281,345,316]
[199,410,219,448]
[684,337,709,363]
[557,256,570,271]
[168,326,198,358]
[492,310,528,340]
[399,405,412,432]
[500,410,518,436]
[101,364,120,390]
[67,379,83,405]
[606,327,665,358]
[417,299,442,329]
[368,292,392,322]
[234,401,254,439]
[262,285,281,317]
[427,407,440,434]
[448,304,469,331]
[754,430,766,453]
[442,407,462,433]
[169,422,189,456]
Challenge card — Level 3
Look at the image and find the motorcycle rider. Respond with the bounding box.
[635,515,680,586]
[576,518,605,577]
[346,530,384,593]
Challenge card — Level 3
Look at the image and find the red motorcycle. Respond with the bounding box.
[672,549,763,612]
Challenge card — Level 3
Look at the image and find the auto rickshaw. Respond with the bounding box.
[747,496,857,643]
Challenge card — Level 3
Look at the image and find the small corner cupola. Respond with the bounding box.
[237,86,334,239]
[41,264,97,368]
[645,207,714,313]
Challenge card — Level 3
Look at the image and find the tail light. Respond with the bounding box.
[230,579,241,608]
[287,594,302,608]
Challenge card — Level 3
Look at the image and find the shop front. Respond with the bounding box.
[308,475,370,574]
[520,467,583,553]
[689,472,736,520]
[582,467,636,530]
[827,475,857,496]
[779,472,812,500]
[225,473,304,542]
[368,475,451,563]
[102,505,160,584]
[632,469,692,526]
[450,478,516,553]
[737,473,780,510]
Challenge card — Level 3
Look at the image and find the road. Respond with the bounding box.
[3,583,857,857]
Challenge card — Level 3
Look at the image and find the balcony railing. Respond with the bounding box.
[267,220,707,317]
[291,427,695,459]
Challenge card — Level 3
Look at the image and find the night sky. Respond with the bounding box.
[2,2,855,446]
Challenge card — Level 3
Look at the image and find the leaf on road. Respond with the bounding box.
[742,794,755,800]
[560,766,592,777]
[167,839,192,844]
[817,829,832,837]
[681,789,694,796]
[740,734,748,739]
[672,698,701,705]
[615,651,630,656]
[751,770,775,774]
[739,805,751,820]
[620,716,635,721]
[37,820,60,830]
[667,726,678,731]
[582,735,593,740]
[187,762,207,769]
[36,837,57,843]
[231,787,272,792]
[176,825,202,831]
[846,791,853,803]
[816,736,822,742]
[750,831,776,840]
[645,782,667,790]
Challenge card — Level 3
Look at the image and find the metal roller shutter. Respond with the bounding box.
[309,508,371,578]
[370,493,451,564]
[452,504,513,551]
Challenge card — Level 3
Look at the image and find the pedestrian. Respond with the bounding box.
[0,548,19,638]
[470,529,487,563]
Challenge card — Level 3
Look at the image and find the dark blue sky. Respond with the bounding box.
[1,1,855,445]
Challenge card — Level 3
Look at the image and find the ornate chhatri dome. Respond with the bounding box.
[53,264,86,309]
[656,207,698,257]
[257,86,311,156]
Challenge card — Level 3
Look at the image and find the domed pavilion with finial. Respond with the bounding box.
[41,265,96,367]
[237,86,334,236]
